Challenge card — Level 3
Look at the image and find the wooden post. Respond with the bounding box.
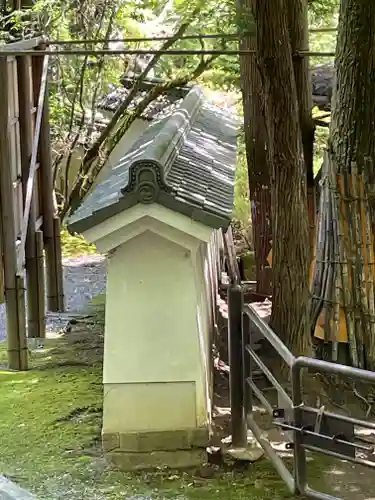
[228,285,247,448]
[32,47,64,312]
[0,57,28,370]
[17,54,45,340]
[36,230,46,339]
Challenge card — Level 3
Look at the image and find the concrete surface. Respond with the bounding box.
[0,477,36,500]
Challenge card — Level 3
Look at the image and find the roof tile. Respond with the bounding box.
[68,87,237,234]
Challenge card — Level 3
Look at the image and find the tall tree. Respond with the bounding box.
[323,0,375,368]
[253,0,311,354]
[238,0,272,296]
[238,0,315,298]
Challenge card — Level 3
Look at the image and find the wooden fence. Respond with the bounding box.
[0,38,64,370]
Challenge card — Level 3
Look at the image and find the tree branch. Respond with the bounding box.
[61,11,201,218]
[62,47,219,218]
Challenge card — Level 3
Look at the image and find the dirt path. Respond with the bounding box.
[0,255,106,343]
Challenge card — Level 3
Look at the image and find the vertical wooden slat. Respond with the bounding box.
[19,54,49,271]
[17,54,44,340]
[36,230,46,339]
[53,216,64,309]
[0,56,27,370]
[32,48,64,312]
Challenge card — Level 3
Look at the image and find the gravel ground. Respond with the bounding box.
[0,254,107,343]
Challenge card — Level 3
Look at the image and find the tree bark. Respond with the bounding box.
[238,0,272,296]
[286,0,316,255]
[329,0,375,368]
[331,1,375,172]
[253,0,311,355]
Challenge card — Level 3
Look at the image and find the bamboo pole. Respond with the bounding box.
[323,172,334,343]
[362,161,375,368]
[343,167,364,366]
[0,28,338,51]
[53,217,64,310]
[32,48,64,312]
[329,164,340,362]
[43,28,337,45]
[309,156,326,330]
[18,54,49,272]
[35,230,46,340]
[0,56,28,370]
[331,153,358,367]
[17,54,42,340]
[0,48,339,57]
[351,165,370,354]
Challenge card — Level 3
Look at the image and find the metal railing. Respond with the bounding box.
[227,284,375,499]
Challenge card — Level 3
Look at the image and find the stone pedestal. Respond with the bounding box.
[92,207,216,469]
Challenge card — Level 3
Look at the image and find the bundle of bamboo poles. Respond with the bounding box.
[311,151,375,369]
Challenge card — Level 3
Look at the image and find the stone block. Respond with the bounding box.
[118,427,209,452]
[102,432,120,452]
[189,427,210,448]
[107,449,206,471]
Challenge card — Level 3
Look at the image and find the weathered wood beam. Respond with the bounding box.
[17,54,45,340]
[0,56,28,370]
[32,48,64,312]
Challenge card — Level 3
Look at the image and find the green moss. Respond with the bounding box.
[61,226,97,257]
[0,337,294,499]
[0,301,336,500]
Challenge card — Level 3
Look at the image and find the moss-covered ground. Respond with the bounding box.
[0,336,294,499]
[60,226,97,258]
[0,298,371,499]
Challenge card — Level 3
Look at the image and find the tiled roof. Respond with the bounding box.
[311,63,334,111]
[98,78,191,121]
[98,87,183,120]
[68,86,237,235]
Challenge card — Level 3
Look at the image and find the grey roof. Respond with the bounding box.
[311,63,334,111]
[98,78,191,121]
[68,86,237,235]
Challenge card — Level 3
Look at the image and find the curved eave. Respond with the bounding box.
[67,193,232,237]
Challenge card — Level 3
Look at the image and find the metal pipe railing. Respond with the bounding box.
[243,304,295,367]
[227,283,375,500]
[228,285,294,451]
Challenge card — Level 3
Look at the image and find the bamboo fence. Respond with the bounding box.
[311,152,375,369]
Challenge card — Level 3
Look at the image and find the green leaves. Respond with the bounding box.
[308,0,339,24]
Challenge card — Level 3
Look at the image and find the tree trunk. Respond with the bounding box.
[328,0,375,368]
[286,0,316,255]
[331,1,375,172]
[238,0,272,296]
[253,0,311,355]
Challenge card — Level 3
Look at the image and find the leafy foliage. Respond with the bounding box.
[0,0,338,227]
[26,0,237,215]
[308,0,339,24]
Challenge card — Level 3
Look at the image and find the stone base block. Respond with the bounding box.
[103,427,209,471]
[107,449,206,471]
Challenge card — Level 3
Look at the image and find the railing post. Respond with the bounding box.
[228,284,247,447]
[243,313,253,417]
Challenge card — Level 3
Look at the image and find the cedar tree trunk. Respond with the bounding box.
[238,0,272,296]
[253,0,311,355]
[329,0,375,368]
